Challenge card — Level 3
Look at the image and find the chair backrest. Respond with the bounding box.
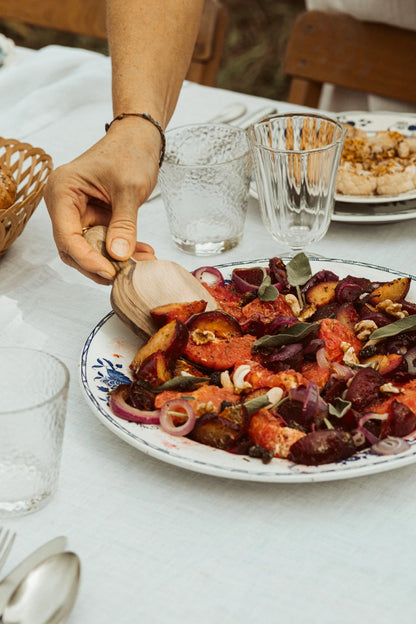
[0,0,228,86]
[284,10,416,107]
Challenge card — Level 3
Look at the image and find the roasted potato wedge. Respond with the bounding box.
[130,319,188,373]
[306,281,338,307]
[368,277,411,305]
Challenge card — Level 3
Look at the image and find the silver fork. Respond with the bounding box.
[0,529,16,574]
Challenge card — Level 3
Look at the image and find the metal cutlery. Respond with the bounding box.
[2,551,81,624]
[237,105,278,129]
[0,529,16,574]
[207,101,247,124]
[0,536,67,615]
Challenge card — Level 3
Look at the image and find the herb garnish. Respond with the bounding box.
[253,321,319,349]
[370,314,416,340]
[286,253,312,306]
[258,274,279,302]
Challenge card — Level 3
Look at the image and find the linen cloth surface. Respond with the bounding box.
[1,45,416,624]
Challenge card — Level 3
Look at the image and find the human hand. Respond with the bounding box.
[44,117,161,284]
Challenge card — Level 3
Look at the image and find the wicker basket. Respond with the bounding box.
[0,137,53,256]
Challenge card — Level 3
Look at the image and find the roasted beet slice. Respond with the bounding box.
[335,281,363,304]
[268,257,289,289]
[239,313,270,337]
[345,367,384,411]
[261,343,303,372]
[399,299,416,315]
[277,399,308,431]
[288,430,356,465]
[360,304,391,328]
[336,303,360,331]
[390,400,416,437]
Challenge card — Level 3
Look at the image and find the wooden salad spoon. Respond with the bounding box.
[83,226,218,337]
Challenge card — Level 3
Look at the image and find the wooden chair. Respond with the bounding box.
[0,0,228,86]
[284,10,416,108]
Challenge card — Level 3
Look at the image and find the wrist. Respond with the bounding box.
[105,112,166,166]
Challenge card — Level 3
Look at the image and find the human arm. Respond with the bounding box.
[45,0,204,283]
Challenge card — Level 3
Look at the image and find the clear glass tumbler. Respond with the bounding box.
[247,113,346,255]
[159,123,252,255]
[0,348,69,517]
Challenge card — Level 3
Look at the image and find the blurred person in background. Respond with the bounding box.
[305,0,416,112]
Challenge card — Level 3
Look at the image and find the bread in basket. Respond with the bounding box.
[0,137,53,256]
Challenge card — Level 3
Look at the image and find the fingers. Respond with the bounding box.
[45,131,160,281]
[105,179,149,261]
[132,241,157,261]
[45,168,117,280]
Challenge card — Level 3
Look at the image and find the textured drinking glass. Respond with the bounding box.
[0,348,69,517]
[248,113,346,255]
[159,123,252,255]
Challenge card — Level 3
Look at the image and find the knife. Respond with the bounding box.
[237,105,278,129]
[0,536,67,614]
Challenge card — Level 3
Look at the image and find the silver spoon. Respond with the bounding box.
[3,552,80,624]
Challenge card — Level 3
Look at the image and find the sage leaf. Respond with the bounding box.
[328,397,352,419]
[254,321,319,349]
[286,253,312,287]
[244,394,271,416]
[258,275,279,302]
[370,314,416,340]
[154,375,210,393]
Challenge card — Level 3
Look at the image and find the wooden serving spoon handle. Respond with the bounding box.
[83,226,217,338]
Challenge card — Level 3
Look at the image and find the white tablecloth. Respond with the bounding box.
[1,45,416,624]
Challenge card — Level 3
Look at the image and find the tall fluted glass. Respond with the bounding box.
[248,113,346,255]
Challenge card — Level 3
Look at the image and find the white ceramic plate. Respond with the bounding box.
[249,182,416,224]
[80,258,416,483]
[335,111,416,204]
[332,197,416,224]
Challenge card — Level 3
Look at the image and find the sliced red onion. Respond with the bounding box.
[109,384,160,424]
[267,315,298,332]
[290,382,328,416]
[404,346,416,374]
[159,398,196,436]
[231,267,266,293]
[316,347,330,371]
[301,381,320,424]
[357,412,389,445]
[192,266,224,287]
[330,361,354,382]
[371,436,411,455]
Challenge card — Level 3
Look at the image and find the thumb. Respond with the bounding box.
[106,192,139,261]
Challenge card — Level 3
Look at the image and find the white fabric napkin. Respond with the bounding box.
[0,45,112,140]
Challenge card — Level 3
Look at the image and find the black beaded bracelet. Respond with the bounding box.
[105,112,166,166]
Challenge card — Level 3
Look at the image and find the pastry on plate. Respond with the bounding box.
[336,127,416,197]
